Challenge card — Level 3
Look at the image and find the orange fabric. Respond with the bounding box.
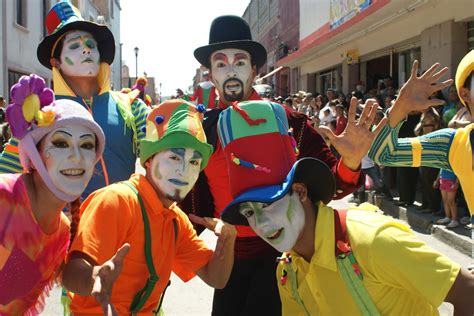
[4,143,19,154]
[336,159,360,185]
[68,173,213,315]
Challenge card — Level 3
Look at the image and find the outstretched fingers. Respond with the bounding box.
[348,97,358,123]
[420,62,441,80]
[357,99,374,127]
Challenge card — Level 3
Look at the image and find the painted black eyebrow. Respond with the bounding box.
[65,35,82,43]
[80,134,94,139]
[53,130,73,137]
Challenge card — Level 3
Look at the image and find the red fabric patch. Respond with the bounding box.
[46,12,61,35]
[224,133,296,198]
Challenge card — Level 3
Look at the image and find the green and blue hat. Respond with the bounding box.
[140,99,213,169]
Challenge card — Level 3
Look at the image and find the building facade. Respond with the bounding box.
[277,0,474,97]
[243,0,300,97]
[0,0,121,101]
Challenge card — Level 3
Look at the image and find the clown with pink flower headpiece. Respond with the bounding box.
[0,74,105,315]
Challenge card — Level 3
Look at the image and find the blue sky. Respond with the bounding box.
[120,0,250,96]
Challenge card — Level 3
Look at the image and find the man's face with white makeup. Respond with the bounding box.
[210,48,254,103]
[239,192,305,253]
[148,148,203,203]
[59,30,100,77]
[39,125,97,198]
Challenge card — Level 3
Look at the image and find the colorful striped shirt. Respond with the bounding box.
[368,122,455,171]
[0,173,70,315]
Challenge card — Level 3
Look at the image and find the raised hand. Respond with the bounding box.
[317,97,387,170]
[388,60,453,127]
[91,243,130,316]
[189,214,237,259]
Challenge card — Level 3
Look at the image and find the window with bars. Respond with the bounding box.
[468,21,474,50]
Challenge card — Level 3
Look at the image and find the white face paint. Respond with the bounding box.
[149,148,202,203]
[239,192,305,252]
[210,48,253,102]
[59,30,100,77]
[39,125,97,197]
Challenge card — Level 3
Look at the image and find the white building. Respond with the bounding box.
[0,0,121,101]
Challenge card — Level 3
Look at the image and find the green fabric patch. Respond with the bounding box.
[230,101,279,140]
[163,103,191,137]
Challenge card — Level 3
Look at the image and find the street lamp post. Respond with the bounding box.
[159,82,162,103]
[134,47,139,79]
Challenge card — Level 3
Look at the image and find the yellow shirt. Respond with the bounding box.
[277,204,460,316]
[448,124,473,215]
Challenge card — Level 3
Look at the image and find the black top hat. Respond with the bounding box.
[194,15,267,69]
[37,1,115,69]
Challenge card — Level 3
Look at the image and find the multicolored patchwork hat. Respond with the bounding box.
[219,100,335,225]
[140,99,213,169]
[455,49,474,107]
[37,0,115,69]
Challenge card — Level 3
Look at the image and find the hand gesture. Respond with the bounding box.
[92,244,130,316]
[389,60,452,127]
[317,97,387,170]
[189,214,237,259]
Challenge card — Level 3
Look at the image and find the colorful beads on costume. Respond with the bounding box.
[276,252,292,285]
[155,115,165,124]
[288,128,300,156]
[196,104,206,113]
[230,153,271,173]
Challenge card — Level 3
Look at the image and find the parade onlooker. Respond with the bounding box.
[414,108,442,214]
[442,84,461,125]
[218,100,474,316]
[62,100,236,315]
[0,95,6,124]
[0,75,105,315]
[448,101,473,128]
[436,169,459,228]
[283,97,294,112]
[190,71,218,109]
[334,104,348,135]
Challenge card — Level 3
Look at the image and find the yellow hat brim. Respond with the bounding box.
[455,50,474,107]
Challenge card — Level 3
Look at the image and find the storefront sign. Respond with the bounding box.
[346,49,359,64]
[330,0,372,29]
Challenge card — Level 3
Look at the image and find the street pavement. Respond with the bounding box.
[42,194,470,315]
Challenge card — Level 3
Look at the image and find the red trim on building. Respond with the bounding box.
[278,0,391,66]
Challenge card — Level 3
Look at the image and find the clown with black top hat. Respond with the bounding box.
[182,15,386,315]
[218,100,473,315]
[0,0,149,199]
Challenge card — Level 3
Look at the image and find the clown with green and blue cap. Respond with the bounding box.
[62,99,239,315]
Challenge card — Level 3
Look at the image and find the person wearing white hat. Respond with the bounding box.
[0,74,105,315]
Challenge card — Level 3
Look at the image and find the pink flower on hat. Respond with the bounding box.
[6,74,55,138]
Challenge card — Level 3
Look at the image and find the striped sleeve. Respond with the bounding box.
[0,138,23,174]
[368,122,455,171]
[131,98,150,150]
